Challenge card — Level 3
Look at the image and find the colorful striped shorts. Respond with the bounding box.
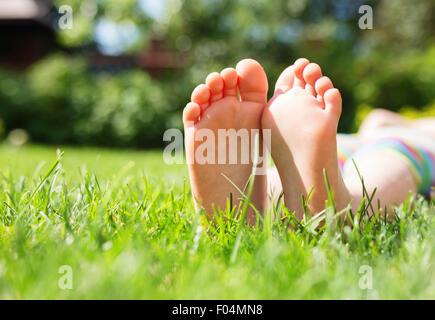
[337,127,435,197]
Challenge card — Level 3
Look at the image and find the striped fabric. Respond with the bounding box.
[337,130,435,197]
[337,134,362,171]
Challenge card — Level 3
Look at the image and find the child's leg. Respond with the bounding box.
[358,108,408,137]
[342,135,434,215]
[345,111,435,212]
[343,152,418,215]
[358,108,435,138]
[411,118,435,137]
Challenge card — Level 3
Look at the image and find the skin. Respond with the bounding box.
[262,58,351,219]
[343,109,435,216]
[183,59,268,224]
[358,108,435,138]
[185,58,435,223]
[265,62,435,219]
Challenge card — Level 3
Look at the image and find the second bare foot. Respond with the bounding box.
[262,58,351,218]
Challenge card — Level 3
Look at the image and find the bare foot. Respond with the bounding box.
[262,58,350,218]
[183,59,268,223]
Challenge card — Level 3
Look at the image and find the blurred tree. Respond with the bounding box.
[0,0,434,146]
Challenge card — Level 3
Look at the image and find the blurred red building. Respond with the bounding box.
[0,0,58,69]
[0,0,185,75]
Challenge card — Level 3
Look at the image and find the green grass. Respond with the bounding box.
[0,144,434,299]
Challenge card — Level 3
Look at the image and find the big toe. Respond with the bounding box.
[274,65,295,94]
[236,59,268,104]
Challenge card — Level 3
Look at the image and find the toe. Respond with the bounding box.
[324,88,342,117]
[315,76,334,97]
[206,72,224,102]
[221,68,238,97]
[183,102,201,126]
[191,84,211,110]
[293,58,310,88]
[275,65,295,94]
[302,63,322,86]
[303,63,322,96]
[236,58,268,104]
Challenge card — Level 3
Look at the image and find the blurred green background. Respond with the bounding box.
[0,0,434,148]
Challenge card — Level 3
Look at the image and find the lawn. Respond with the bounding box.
[0,144,434,299]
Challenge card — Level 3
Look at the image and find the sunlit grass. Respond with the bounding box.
[0,144,434,299]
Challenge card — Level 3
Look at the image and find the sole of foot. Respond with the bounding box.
[183,59,268,224]
[262,58,351,219]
